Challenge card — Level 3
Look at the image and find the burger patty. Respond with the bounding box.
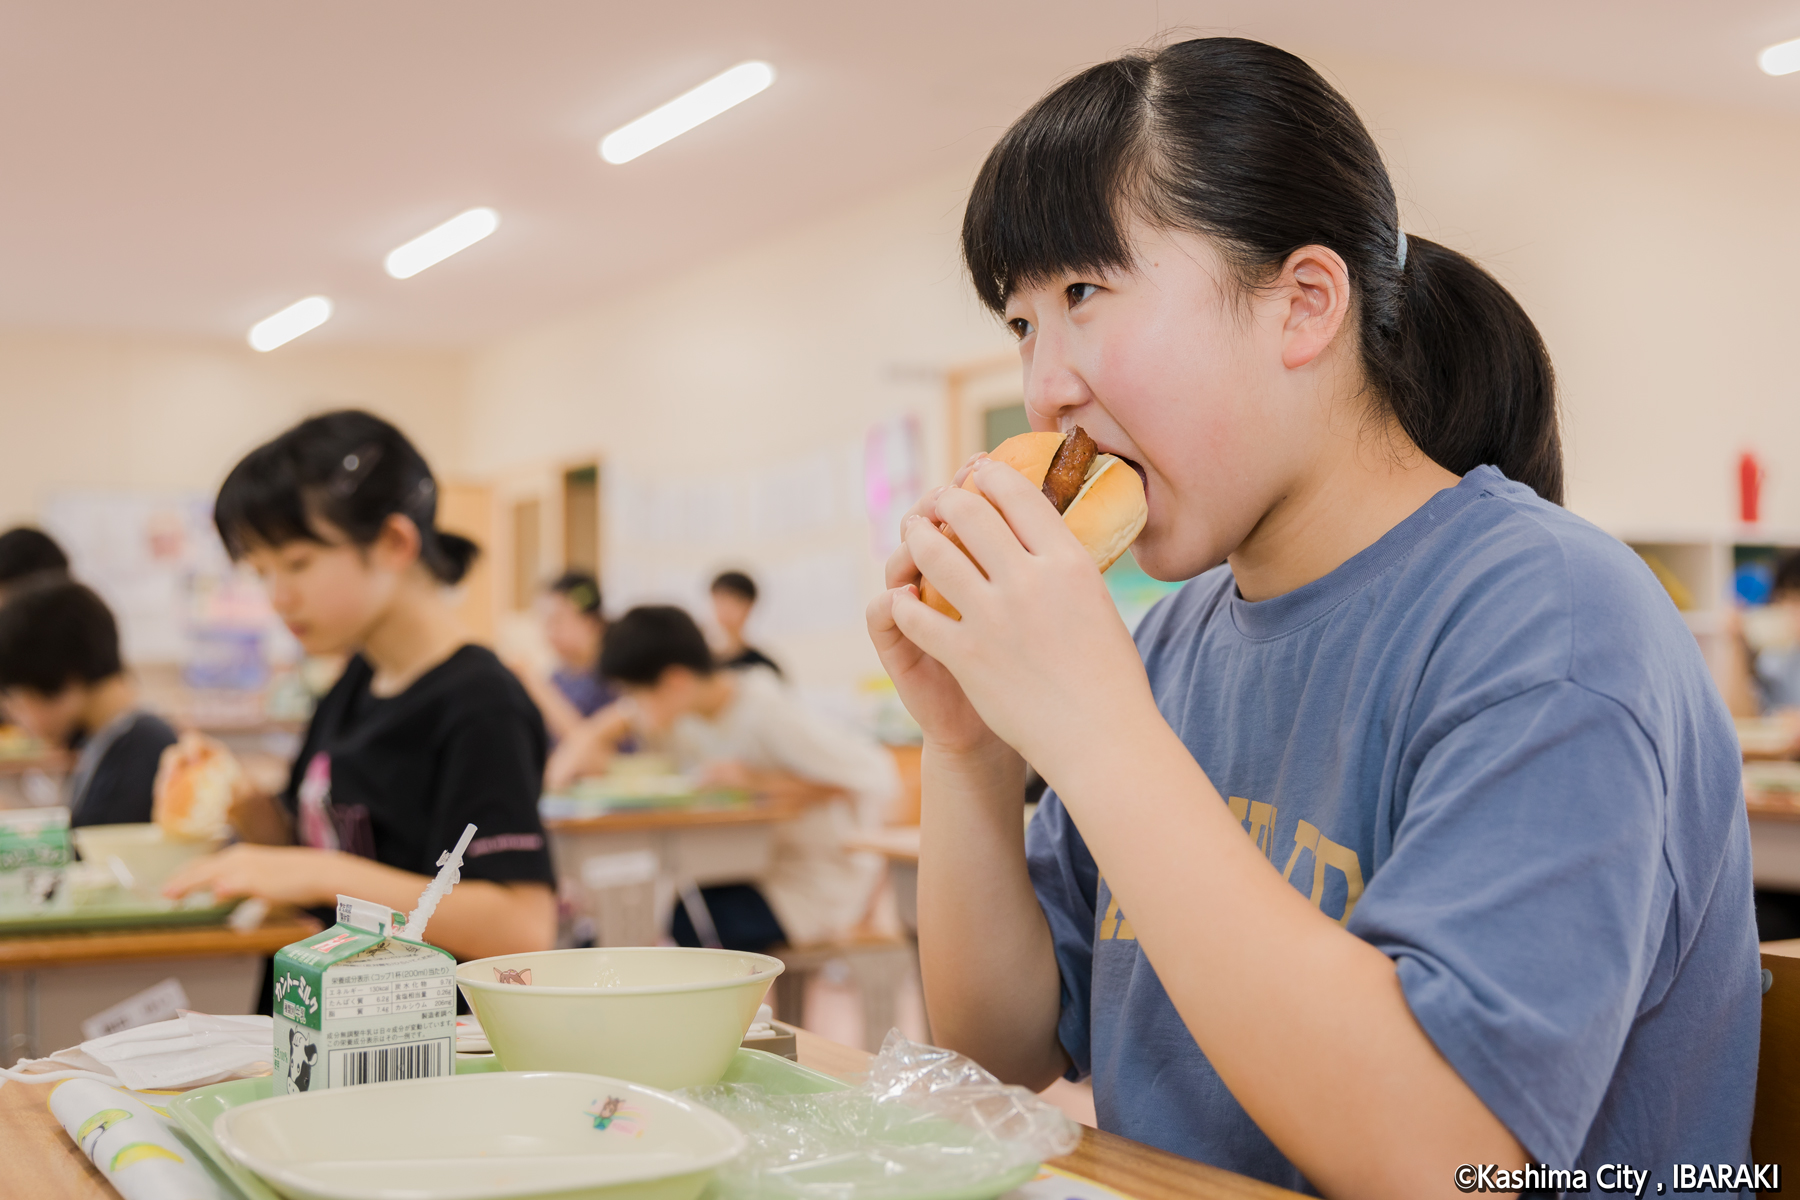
[1042,426,1097,514]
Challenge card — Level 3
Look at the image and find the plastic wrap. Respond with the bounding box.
[684,1031,1080,1199]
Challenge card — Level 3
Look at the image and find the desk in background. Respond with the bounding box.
[0,915,317,1066]
[545,796,807,947]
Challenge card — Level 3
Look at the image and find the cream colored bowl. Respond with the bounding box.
[457,948,783,1090]
[213,1069,744,1200]
[70,823,219,897]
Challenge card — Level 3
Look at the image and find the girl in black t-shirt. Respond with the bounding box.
[163,410,556,960]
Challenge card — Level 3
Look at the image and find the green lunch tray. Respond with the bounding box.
[170,1049,1037,1200]
[0,898,238,937]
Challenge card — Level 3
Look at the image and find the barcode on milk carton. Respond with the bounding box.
[330,1038,451,1086]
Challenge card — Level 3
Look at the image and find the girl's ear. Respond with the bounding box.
[369,512,424,573]
[1276,245,1353,371]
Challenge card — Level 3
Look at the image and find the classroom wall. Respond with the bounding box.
[462,49,1800,695]
[0,330,468,526]
[1325,54,1800,539]
[463,171,1014,696]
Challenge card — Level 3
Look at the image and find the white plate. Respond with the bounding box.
[212,1070,746,1200]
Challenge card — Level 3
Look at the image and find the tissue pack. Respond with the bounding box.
[272,894,456,1095]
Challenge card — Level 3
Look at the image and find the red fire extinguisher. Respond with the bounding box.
[1740,451,1765,525]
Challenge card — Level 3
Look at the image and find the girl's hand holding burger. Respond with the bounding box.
[887,456,1155,782]
[866,461,1011,763]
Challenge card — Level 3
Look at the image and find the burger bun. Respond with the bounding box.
[919,432,1147,619]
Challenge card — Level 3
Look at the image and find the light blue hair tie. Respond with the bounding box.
[1396,230,1409,270]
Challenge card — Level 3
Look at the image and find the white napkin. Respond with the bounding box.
[1,1012,272,1091]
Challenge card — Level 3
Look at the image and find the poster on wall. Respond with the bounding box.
[863,413,921,559]
[40,491,295,681]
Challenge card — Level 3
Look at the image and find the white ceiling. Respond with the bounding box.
[4,0,1799,346]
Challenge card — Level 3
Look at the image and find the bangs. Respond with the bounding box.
[962,55,1154,314]
[213,444,326,559]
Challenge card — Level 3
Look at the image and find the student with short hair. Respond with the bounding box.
[0,579,175,826]
[709,570,781,676]
[162,410,556,963]
[869,38,1754,1195]
[0,526,70,600]
[549,605,895,951]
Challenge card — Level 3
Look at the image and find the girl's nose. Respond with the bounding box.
[1024,342,1092,426]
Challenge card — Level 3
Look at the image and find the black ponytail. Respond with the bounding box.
[215,409,479,585]
[962,37,1563,504]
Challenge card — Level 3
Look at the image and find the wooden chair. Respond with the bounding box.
[769,932,917,1053]
[1757,947,1800,1165]
[765,748,924,1050]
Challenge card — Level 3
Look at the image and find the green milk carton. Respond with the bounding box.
[0,807,71,908]
[271,894,456,1094]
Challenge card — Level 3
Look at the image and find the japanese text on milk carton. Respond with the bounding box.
[271,894,455,1093]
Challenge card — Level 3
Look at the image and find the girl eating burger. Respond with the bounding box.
[870,37,1756,1197]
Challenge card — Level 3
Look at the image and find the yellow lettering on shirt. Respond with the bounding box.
[1227,796,1279,857]
[1099,887,1136,941]
[1098,800,1367,944]
[1280,818,1365,925]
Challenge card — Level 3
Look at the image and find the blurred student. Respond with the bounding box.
[1721,550,1800,716]
[710,570,781,676]
[1719,551,1800,940]
[510,571,616,742]
[548,605,895,951]
[162,410,555,963]
[0,526,70,600]
[0,579,175,826]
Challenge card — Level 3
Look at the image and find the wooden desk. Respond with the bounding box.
[544,797,808,947]
[0,915,317,1066]
[0,1024,1301,1200]
[544,795,807,835]
[844,825,921,863]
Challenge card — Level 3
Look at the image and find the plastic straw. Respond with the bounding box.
[403,823,476,944]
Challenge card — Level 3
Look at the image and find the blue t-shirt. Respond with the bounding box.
[1027,467,1758,1192]
[552,666,616,718]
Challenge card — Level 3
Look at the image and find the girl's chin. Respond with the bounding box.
[1129,525,1223,584]
[294,630,351,657]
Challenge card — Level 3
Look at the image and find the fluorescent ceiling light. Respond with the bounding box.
[600,61,775,164]
[1760,37,1800,75]
[385,207,500,279]
[248,296,332,352]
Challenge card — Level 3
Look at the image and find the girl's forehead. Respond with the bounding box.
[240,527,356,561]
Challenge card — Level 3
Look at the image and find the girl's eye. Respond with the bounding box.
[1067,282,1099,306]
[1007,318,1033,341]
